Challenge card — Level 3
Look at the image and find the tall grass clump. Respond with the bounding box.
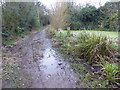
[73,31,115,64]
[47,29,119,88]
[100,61,119,87]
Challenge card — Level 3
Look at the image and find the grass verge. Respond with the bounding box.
[47,27,119,88]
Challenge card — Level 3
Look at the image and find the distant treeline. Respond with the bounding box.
[51,2,119,31]
[2,1,119,44]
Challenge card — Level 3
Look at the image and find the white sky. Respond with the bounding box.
[38,0,111,9]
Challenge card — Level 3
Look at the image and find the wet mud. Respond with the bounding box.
[3,29,81,88]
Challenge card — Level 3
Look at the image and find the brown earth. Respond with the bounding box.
[2,29,81,88]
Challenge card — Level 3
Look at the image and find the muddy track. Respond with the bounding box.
[9,29,81,88]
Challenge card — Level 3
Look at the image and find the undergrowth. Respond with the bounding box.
[47,27,119,88]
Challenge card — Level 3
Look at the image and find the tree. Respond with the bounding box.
[97,2,119,31]
[66,4,100,30]
[36,1,50,26]
[78,5,99,30]
[51,2,69,30]
[2,2,45,43]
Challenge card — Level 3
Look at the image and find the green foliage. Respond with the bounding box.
[66,29,72,37]
[75,32,115,63]
[49,29,56,37]
[56,31,115,64]
[79,5,99,29]
[16,27,24,34]
[101,61,119,83]
[4,41,17,46]
[47,26,57,38]
[65,2,118,31]
[2,2,50,45]
[48,28,119,88]
[36,2,50,26]
[71,64,86,74]
[2,2,38,42]
[66,4,99,30]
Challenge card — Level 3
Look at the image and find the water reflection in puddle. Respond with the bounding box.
[40,48,62,75]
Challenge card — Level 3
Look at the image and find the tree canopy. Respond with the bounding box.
[2,2,50,43]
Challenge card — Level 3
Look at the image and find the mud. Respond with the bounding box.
[3,29,81,88]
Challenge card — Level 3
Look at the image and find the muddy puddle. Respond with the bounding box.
[40,48,61,74]
[37,47,80,88]
[31,30,81,88]
[40,47,70,75]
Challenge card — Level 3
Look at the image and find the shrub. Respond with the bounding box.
[16,27,24,34]
[53,30,116,64]
[74,31,115,64]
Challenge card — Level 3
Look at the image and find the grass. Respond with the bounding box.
[65,30,118,42]
[56,30,116,63]
[47,28,119,88]
[101,61,119,83]
[4,41,17,46]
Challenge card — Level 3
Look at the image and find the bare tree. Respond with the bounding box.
[51,1,69,30]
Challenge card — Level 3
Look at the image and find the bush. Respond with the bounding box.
[74,32,115,64]
[54,31,116,64]
[16,27,24,34]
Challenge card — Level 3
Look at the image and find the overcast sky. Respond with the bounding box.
[38,0,110,9]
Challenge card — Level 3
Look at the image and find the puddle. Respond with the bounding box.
[30,30,81,88]
[40,48,63,75]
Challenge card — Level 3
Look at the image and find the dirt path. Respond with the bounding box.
[7,29,81,88]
